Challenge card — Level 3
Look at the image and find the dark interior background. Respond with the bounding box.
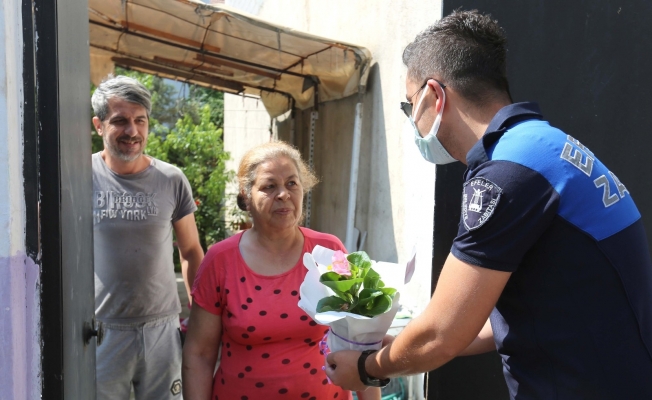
[429,1,652,398]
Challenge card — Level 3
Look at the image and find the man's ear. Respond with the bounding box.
[92,116,103,136]
[428,80,446,114]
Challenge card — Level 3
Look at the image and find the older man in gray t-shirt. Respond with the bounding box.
[91,75,204,400]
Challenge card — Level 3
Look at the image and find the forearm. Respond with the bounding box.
[181,352,216,400]
[366,317,458,379]
[458,318,495,356]
[174,213,204,306]
[356,387,381,400]
[181,246,204,305]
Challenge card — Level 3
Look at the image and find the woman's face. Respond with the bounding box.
[247,156,304,231]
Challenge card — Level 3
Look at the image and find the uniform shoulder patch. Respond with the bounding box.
[462,177,503,231]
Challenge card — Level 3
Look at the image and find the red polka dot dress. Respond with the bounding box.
[192,227,352,400]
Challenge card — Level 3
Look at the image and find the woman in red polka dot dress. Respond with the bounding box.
[182,142,380,400]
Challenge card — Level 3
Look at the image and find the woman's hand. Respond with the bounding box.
[356,387,382,400]
[325,350,367,392]
[382,334,396,346]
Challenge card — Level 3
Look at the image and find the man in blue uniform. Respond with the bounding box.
[326,9,652,398]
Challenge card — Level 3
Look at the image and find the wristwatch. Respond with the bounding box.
[357,350,391,387]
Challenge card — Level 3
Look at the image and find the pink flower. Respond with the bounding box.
[331,250,351,276]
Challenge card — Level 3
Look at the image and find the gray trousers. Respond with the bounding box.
[96,315,183,400]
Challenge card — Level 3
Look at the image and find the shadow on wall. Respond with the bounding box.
[275,64,398,262]
[356,64,398,263]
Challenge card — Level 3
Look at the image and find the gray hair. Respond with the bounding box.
[91,74,152,121]
[403,9,511,104]
[236,141,318,211]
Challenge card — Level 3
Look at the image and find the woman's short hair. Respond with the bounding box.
[236,141,318,211]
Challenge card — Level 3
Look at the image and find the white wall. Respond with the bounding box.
[0,0,41,398]
[223,94,273,228]
[224,0,442,316]
[224,94,272,176]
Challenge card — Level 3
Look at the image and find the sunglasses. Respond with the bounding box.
[400,79,446,118]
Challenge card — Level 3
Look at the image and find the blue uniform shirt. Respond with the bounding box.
[451,102,652,399]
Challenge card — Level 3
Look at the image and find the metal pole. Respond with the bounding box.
[305,109,318,227]
[290,109,296,146]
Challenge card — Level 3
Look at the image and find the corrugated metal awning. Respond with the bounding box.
[89,0,372,118]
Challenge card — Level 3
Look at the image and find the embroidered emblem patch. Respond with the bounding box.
[170,379,182,396]
[462,177,503,231]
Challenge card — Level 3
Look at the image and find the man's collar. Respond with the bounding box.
[466,102,543,170]
[485,102,543,133]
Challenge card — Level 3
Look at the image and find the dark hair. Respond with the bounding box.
[403,9,511,104]
[236,193,248,211]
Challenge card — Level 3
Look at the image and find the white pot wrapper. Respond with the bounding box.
[298,245,416,352]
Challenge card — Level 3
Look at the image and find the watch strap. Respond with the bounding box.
[357,350,390,387]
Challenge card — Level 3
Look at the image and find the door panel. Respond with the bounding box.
[34,0,96,397]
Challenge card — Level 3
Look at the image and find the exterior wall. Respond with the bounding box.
[224,95,272,174]
[223,94,273,222]
[223,0,442,314]
[0,0,41,398]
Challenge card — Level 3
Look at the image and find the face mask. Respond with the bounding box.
[410,85,457,164]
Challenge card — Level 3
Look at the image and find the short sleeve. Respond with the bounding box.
[325,235,347,253]
[301,228,347,254]
[451,161,560,272]
[172,170,197,223]
[191,250,224,315]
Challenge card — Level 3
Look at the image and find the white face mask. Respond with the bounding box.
[409,85,457,164]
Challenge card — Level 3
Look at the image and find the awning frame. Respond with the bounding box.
[89,0,372,117]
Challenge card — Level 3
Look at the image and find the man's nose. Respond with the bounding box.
[124,120,138,136]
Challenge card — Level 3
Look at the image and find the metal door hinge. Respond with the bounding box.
[85,316,104,347]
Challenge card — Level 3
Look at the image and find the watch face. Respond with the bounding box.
[369,378,388,387]
[367,377,390,387]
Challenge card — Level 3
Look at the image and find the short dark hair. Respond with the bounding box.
[403,9,511,104]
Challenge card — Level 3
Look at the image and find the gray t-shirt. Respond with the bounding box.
[92,152,197,323]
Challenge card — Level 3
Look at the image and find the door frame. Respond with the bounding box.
[29,0,97,397]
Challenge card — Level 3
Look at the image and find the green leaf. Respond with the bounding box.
[319,276,364,294]
[317,296,352,313]
[363,267,381,290]
[347,251,372,271]
[349,263,359,279]
[357,288,383,306]
[363,294,394,317]
[330,288,352,302]
[351,282,362,296]
[379,287,397,297]
[320,272,344,282]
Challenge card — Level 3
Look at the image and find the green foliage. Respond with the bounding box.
[147,105,233,250]
[186,84,224,129]
[91,68,236,264]
[316,251,396,318]
[90,82,104,153]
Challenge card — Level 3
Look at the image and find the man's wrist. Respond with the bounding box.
[364,350,381,379]
[358,350,390,387]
